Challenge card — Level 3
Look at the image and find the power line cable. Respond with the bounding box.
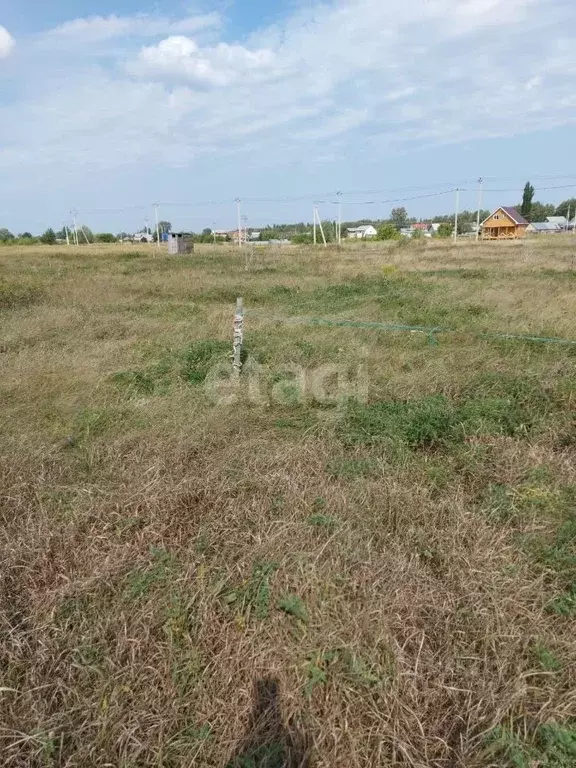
[68,176,576,218]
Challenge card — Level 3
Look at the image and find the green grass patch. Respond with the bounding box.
[485,722,576,767]
[307,513,338,531]
[260,273,497,329]
[116,250,150,261]
[546,587,576,617]
[112,359,173,397]
[339,374,557,451]
[420,268,488,279]
[539,269,576,281]
[277,594,308,623]
[304,647,392,697]
[0,279,44,309]
[73,405,138,438]
[533,515,576,576]
[326,457,378,479]
[171,647,204,697]
[532,642,562,672]
[482,476,574,525]
[220,562,278,621]
[124,546,178,600]
[304,274,432,315]
[181,339,230,384]
[273,407,319,432]
[163,590,197,646]
[112,370,156,396]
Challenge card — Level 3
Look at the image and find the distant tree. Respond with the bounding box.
[202,228,212,236]
[158,221,172,234]
[95,233,116,243]
[554,199,576,219]
[18,232,33,239]
[377,224,401,241]
[292,233,313,244]
[390,207,408,229]
[0,228,15,242]
[40,228,57,245]
[411,228,424,240]
[320,221,334,243]
[437,222,453,238]
[116,232,130,240]
[77,225,94,243]
[520,181,535,220]
[526,202,556,222]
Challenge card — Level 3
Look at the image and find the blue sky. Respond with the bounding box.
[1,0,576,234]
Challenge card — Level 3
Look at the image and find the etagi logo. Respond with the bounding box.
[204,357,369,407]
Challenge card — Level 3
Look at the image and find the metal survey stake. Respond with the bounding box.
[233,298,244,376]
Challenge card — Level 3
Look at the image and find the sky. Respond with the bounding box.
[1,0,576,234]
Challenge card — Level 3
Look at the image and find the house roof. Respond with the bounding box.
[481,207,528,226]
[528,222,561,231]
[500,207,529,225]
[546,216,567,225]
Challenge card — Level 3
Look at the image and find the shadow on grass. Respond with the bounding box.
[227,678,311,768]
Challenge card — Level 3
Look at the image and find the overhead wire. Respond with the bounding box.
[69,175,576,217]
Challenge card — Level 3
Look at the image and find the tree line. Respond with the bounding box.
[0,221,175,246]
[253,206,491,243]
[520,183,576,222]
[2,191,575,245]
[0,226,118,245]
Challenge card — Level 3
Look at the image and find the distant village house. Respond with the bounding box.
[527,216,574,234]
[481,207,528,239]
[346,225,377,239]
[133,232,154,243]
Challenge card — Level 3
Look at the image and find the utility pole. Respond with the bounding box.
[313,205,317,245]
[241,215,248,245]
[336,190,342,245]
[313,206,327,247]
[153,203,161,247]
[453,189,460,243]
[64,224,70,246]
[70,209,79,245]
[475,177,483,242]
[567,205,571,232]
[213,222,217,245]
[236,198,242,247]
[318,216,327,247]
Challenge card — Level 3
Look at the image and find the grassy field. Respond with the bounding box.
[1,239,576,767]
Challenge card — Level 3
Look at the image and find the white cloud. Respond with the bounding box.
[0,25,15,58]
[43,12,221,44]
[128,36,275,86]
[1,0,576,188]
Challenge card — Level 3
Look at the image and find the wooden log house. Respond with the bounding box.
[481,207,529,239]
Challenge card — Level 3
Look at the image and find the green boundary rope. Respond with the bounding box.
[244,309,576,348]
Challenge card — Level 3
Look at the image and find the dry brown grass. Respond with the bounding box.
[1,239,575,767]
